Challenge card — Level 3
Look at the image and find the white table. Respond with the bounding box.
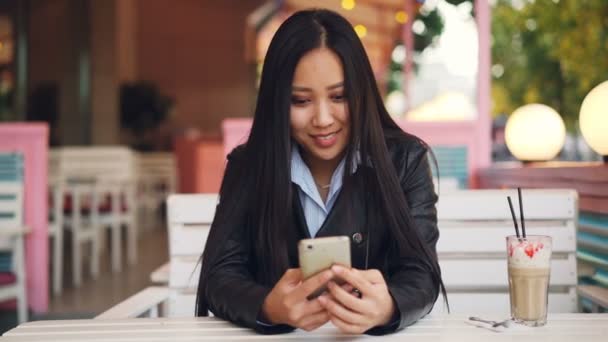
[2,314,607,341]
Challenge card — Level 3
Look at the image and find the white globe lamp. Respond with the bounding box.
[505,104,566,162]
[580,81,608,162]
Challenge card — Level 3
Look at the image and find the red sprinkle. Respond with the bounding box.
[525,244,535,258]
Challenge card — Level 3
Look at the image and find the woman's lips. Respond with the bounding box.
[311,129,340,148]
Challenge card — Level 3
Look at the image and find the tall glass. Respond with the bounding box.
[506,235,552,327]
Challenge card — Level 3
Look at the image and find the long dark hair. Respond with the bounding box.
[197,8,447,316]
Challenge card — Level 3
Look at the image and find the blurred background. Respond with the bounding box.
[0,0,606,334]
[0,0,606,158]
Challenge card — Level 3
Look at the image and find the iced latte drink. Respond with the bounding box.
[506,235,552,326]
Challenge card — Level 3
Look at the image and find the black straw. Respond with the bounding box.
[507,196,520,239]
[518,188,526,238]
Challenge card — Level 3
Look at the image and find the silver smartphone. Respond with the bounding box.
[298,236,351,300]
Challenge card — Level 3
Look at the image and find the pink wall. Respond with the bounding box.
[0,123,49,313]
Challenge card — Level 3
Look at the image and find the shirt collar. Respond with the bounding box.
[290,146,318,197]
[291,145,359,210]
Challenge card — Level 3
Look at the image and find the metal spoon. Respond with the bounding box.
[469,316,512,328]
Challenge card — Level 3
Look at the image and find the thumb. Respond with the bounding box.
[281,268,303,286]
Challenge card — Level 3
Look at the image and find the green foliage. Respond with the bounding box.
[491,0,608,131]
[414,7,445,52]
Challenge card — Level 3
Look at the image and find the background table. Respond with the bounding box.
[2,314,607,341]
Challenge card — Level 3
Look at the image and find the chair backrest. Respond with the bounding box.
[137,152,178,192]
[0,153,24,183]
[0,153,25,271]
[432,188,578,314]
[137,152,178,201]
[0,182,24,231]
[430,146,468,189]
[166,194,218,317]
[164,189,578,316]
[577,213,608,311]
[50,146,136,182]
[0,153,24,230]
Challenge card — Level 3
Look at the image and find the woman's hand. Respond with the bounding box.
[261,268,334,331]
[318,265,396,334]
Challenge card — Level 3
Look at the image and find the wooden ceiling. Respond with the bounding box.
[284,0,410,74]
[248,0,421,76]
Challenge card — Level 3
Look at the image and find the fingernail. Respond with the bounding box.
[332,265,343,273]
[317,296,327,304]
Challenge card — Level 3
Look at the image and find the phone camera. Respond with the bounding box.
[307,245,313,250]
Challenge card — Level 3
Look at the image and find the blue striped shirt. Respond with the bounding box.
[290,146,347,238]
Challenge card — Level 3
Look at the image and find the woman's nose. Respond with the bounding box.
[312,100,334,127]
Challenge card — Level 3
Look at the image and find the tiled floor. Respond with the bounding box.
[1,226,169,334]
[49,227,169,315]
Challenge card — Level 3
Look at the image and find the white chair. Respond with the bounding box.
[0,181,29,323]
[432,189,579,314]
[49,160,103,290]
[149,262,169,285]
[49,175,103,289]
[68,182,101,287]
[50,147,138,275]
[137,152,177,231]
[47,178,65,295]
[98,193,217,319]
[95,178,137,272]
[165,194,217,317]
[433,177,460,194]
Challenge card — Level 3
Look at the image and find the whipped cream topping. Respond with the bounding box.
[507,239,552,268]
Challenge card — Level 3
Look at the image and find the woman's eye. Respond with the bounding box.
[291,97,310,106]
[331,94,346,102]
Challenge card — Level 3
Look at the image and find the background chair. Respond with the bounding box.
[50,146,138,276]
[137,152,177,231]
[0,153,29,323]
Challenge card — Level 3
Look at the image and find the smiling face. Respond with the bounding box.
[290,48,350,171]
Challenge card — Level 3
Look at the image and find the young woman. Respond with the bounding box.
[196,9,447,335]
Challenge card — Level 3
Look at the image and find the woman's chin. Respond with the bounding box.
[307,148,344,163]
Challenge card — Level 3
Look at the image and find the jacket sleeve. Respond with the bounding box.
[200,150,294,334]
[367,142,441,335]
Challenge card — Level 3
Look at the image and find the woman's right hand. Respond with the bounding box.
[261,268,334,331]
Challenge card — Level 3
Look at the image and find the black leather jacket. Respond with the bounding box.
[198,133,440,335]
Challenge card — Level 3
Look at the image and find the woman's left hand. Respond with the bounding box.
[317,265,396,334]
